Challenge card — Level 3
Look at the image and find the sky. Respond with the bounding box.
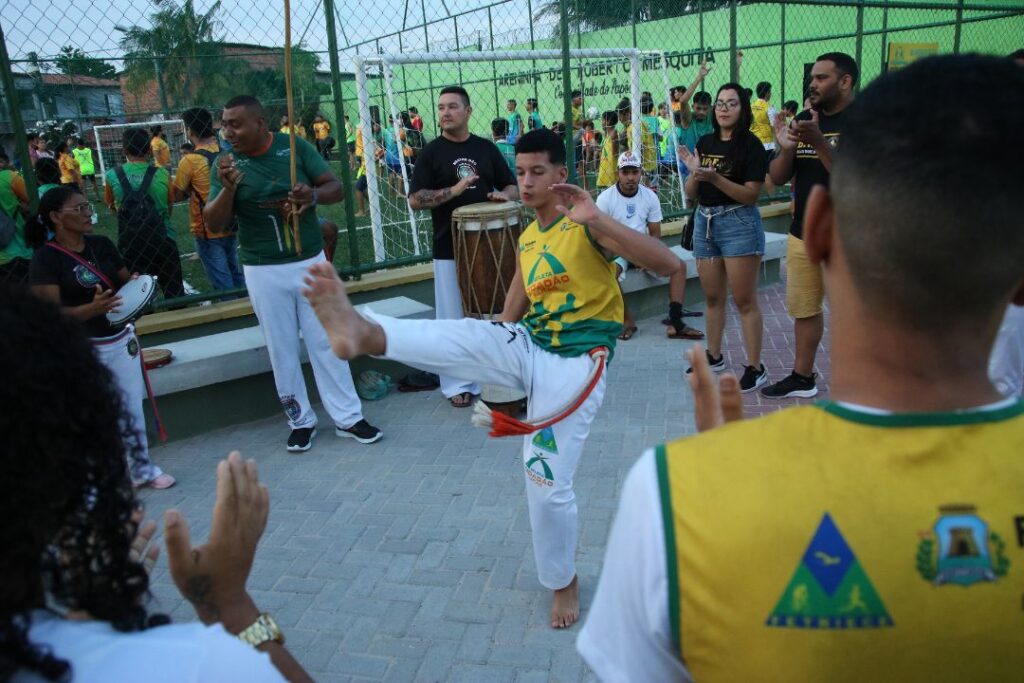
[0,0,542,72]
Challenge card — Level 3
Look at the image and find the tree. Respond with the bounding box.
[118,0,223,108]
[534,0,761,35]
[54,46,117,79]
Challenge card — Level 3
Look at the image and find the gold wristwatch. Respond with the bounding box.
[236,613,285,647]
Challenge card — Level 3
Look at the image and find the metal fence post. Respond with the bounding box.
[953,0,964,54]
[0,20,37,204]
[420,0,437,133]
[880,0,890,74]
[698,0,704,55]
[559,0,575,183]
[855,0,865,92]
[631,0,638,48]
[729,0,738,84]
[323,0,361,273]
[780,1,786,106]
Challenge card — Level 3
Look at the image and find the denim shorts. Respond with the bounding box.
[693,204,765,259]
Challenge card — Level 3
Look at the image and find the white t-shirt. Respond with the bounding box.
[14,611,287,683]
[576,449,692,683]
[595,184,663,235]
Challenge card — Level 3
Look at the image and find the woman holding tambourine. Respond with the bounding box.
[27,185,175,489]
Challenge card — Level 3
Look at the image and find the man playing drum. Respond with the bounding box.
[303,129,682,629]
[408,85,518,408]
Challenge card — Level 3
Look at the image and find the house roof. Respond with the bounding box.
[39,74,120,88]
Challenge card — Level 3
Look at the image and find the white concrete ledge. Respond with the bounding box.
[620,231,787,294]
[145,296,433,397]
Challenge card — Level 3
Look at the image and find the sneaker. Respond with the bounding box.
[336,419,383,444]
[287,427,317,452]
[760,372,819,399]
[685,350,726,374]
[739,364,768,393]
[134,473,176,490]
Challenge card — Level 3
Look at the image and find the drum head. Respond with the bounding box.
[107,274,157,326]
[452,201,522,231]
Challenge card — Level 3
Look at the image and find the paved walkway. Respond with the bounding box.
[140,282,831,682]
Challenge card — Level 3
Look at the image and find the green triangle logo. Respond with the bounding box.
[526,246,567,284]
[531,427,558,453]
[766,513,893,629]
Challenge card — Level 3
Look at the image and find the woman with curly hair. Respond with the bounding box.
[26,185,174,489]
[0,288,311,682]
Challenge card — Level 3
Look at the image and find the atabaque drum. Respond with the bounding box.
[452,201,527,416]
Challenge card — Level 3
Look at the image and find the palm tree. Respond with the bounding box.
[118,0,223,108]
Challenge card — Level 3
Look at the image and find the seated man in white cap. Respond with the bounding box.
[596,151,703,341]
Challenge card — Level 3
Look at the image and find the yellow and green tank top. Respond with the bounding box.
[518,214,623,359]
[750,98,774,144]
[656,402,1024,683]
[596,136,616,188]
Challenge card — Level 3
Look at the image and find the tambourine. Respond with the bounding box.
[107,274,157,326]
[142,347,173,370]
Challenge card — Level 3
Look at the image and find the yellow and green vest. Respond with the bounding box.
[0,169,31,264]
[657,402,1024,683]
[72,146,95,175]
[518,214,623,359]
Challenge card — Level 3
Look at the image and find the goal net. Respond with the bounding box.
[352,49,687,265]
[93,118,187,183]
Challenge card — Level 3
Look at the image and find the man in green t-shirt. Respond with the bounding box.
[103,128,185,299]
[203,95,380,451]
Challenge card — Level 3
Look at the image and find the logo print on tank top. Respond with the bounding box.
[916,504,1010,587]
[766,513,893,629]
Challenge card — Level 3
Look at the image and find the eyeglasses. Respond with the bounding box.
[61,202,94,216]
[714,100,741,110]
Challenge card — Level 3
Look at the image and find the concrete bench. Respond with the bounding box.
[620,231,788,295]
[146,295,433,397]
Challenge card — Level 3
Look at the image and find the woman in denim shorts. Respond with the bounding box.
[678,82,769,392]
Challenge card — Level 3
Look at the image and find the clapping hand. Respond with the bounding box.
[216,154,245,190]
[687,344,744,432]
[164,451,269,626]
[677,146,701,174]
[792,110,826,149]
[774,115,797,151]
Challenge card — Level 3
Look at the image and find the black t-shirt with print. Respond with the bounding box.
[694,131,768,207]
[29,235,125,337]
[790,108,846,239]
[410,134,517,260]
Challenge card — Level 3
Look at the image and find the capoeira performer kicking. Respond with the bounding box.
[303,128,681,628]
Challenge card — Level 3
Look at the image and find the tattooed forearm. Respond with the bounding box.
[184,574,219,623]
[411,187,452,209]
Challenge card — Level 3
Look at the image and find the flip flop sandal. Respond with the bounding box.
[662,310,703,325]
[618,326,638,341]
[666,320,705,340]
[449,392,475,408]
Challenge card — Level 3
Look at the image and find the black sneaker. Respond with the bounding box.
[336,419,383,444]
[739,364,768,393]
[760,372,818,399]
[287,427,316,452]
[685,351,726,374]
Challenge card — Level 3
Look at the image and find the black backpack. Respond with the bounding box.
[114,165,165,246]
[194,148,239,235]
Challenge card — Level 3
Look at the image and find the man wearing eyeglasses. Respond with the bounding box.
[761,52,858,400]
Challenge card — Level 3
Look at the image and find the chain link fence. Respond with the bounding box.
[1,0,1021,308]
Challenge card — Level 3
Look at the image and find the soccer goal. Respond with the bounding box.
[93,118,187,183]
[352,48,687,265]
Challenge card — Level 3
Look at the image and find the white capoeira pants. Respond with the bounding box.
[93,325,163,486]
[245,254,364,430]
[373,313,606,590]
[990,304,1024,399]
[433,259,481,399]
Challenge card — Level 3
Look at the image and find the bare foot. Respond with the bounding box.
[302,262,382,358]
[550,575,580,629]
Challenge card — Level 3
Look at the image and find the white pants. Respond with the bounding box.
[93,325,163,485]
[245,254,364,430]
[375,314,606,589]
[433,259,480,399]
[990,304,1024,398]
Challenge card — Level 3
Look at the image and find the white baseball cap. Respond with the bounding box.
[617,151,642,169]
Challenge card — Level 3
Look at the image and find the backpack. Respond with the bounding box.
[194,148,239,235]
[114,165,165,248]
